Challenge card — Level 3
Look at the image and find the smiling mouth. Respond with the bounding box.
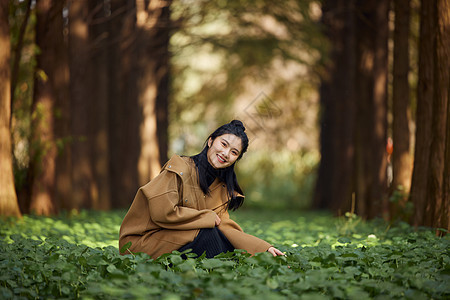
[217,155,226,163]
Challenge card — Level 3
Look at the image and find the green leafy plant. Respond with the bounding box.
[389,185,414,222]
[1,209,449,299]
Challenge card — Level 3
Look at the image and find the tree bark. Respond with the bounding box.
[314,0,338,210]
[431,0,449,232]
[89,0,111,210]
[410,0,436,227]
[442,77,450,233]
[331,0,357,214]
[53,2,71,213]
[314,0,389,220]
[10,0,32,125]
[29,0,67,215]
[314,0,356,213]
[0,0,22,218]
[354,0,389,219]
[134,0,171,185]
[68,0,95,210]
[108,0,140,208]
[391,0,412,218]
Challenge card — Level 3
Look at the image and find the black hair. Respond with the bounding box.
[191,120,249,211]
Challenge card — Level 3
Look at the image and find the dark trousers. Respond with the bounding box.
[178,227,234,258]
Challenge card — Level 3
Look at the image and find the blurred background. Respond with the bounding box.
[1,0,448,231]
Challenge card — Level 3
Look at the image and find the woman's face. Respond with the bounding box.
[207,133,242,169]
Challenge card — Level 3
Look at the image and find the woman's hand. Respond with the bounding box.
[267,246,284,257]
[214,214,221,226]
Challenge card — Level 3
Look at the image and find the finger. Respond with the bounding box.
[215,215,221,226]
[275,249,284,255]
[268,248,277,256]
[270,248,285,257]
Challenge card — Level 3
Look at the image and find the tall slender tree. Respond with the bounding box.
[88,0,111,210]
[427,0,449,232]
[0,0,22,217]
[410,0,436,227]
[68,0,95,210]
[443,15,450,231]
[391,0,412,218]
[354,0,390,219]
[314,0,356,213]
[108,0,140,208]
[29,0,68,215]
[65,0,171,210]
[442,75,450,232]
[53,7,71,213]
[134,0,171,185]
[410,0,449,232]
[314,0,389,219]
[10,0,32,121]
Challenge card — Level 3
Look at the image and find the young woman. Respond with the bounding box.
[119,120,283,258]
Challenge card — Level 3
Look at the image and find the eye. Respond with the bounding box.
[221,142,227,147]
[231,150,239,156]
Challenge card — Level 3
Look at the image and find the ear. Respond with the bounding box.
[207,137,212,148]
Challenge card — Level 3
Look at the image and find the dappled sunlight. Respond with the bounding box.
[1,211,123,249]
[2,0,449,298]
[169,1,323,165]
[1,209,448,298]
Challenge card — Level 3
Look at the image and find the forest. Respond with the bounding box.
[0,0,449,299]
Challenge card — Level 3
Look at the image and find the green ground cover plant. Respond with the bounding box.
[0,209,449,299]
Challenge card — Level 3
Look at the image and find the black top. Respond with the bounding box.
[205,160,219,187]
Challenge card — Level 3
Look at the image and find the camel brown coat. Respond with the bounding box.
[119,155,271,258]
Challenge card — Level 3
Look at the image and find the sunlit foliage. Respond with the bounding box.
[169,1,326,210]
[1,210,449,299]
[170,0,325,152]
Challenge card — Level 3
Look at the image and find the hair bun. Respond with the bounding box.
[230,120,246,132]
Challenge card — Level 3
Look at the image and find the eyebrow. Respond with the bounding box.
[221,138,241,154]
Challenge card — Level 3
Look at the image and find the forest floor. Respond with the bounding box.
[0,208,449,299]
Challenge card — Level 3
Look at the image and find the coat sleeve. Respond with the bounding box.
[218,210,272,255]
[145,170,217,230]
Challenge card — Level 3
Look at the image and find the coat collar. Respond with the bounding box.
[162,154,245,199]
[162,155,191,176]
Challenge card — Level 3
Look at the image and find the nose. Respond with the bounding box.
[223,149,230,159]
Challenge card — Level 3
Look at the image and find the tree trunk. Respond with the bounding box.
[29,0,67,215]
[442,77,450,233]
[89,0,111,210]
[53,2,71,212]
[314,0,339,210]
[68,0,95,210]
[391,0,412,219]
[314,0,356,213]
[108,0,140,208]
[0,0,22,218]
[354,0,389,219]
[410,0,436,227]
[134,0,171,186]
[314,0,389,220]
[10,0,32,124]
[330,0,357,214]
[430,0,449,232]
